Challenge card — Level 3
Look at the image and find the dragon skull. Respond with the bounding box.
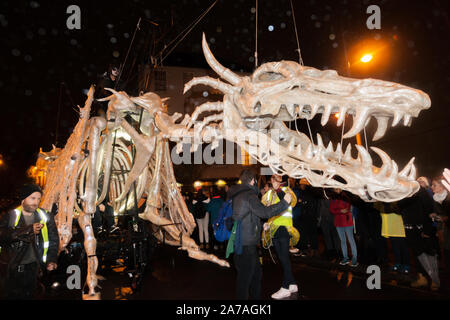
[183,33,431,202]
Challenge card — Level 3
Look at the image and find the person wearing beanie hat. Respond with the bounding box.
[0,184,59,299]
[19,184,43,202]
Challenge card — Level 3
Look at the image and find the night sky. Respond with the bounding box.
[1,0,450,197]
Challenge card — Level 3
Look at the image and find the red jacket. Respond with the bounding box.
[329,199,353,227]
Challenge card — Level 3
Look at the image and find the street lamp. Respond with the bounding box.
[360,53,373,63]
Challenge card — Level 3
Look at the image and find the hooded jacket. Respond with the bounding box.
[228,183,289,246]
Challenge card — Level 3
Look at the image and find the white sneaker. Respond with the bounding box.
[271,287,291,300]
[288,284,298,293]
[289,247,299,254]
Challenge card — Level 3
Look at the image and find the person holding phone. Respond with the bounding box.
[0,184,59,299]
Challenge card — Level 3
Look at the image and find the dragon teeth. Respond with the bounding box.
[403,114,412,126]
[373,116,389,141]
[336,107,347,127]
[343,109,370,139]
[355,145,372,168]
[392,111,403,127]
[286,104,296,118]
[343,144,352,162]
[310,104,319,119]
[335,142,342,157]
[176,142,183,154]
[370,146,392,177]
[190,143,200,153]
[316,133,324,149]
[325,141,333,153]
[321,105,332,126]
[211,140,220,151]
[409,163,417,180]
[399,157,415,178]
[298,105,305,116]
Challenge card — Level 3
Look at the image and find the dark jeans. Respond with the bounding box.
[297,214,318,250]
[273,227,296,289]
[4,262,39,299]
[390,237,410,266]
[234,245,262,300]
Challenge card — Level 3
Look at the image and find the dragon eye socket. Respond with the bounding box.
[393,97,407,104]
[256,72,285,82]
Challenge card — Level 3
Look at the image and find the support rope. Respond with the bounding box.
[159,0,218,64]
[290,0,304,66]
[290,0,314,147]
[116,18,142,90]
[254,0,258,68]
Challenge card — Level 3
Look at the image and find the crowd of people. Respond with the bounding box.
[1,169,449,300]
[186,170,450,298]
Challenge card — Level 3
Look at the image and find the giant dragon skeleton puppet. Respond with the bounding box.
[39,33,430,299]
[39,87,231,300]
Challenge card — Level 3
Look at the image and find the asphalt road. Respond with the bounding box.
[45,244,450,301]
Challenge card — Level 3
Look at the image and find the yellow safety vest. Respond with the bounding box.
[380,213,406,238]
[13,207,50,263]
[263,187,295,227]
[261,187,299,248]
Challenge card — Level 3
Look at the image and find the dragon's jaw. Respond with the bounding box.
[181,33,430,202]
[233,107,420,202]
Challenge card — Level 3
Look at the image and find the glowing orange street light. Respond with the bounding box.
[360,53,373,63]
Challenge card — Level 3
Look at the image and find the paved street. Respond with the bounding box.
[46,244,450,300]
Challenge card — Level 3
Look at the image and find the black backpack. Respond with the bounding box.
[193,197,207,219]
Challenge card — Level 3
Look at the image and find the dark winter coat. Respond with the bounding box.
[398,187,435,236]
[228,184,289,246]
[0,207,59,270]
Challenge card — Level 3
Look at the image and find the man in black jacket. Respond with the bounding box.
[228,169,292,300]
[398,186,439,290]
[0,184,59,299]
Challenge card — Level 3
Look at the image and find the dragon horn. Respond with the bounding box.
[202,33,241,85]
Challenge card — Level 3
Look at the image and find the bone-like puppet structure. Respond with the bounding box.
[182,33,431,202]
[36,31,431,299]
[38,87,228,300]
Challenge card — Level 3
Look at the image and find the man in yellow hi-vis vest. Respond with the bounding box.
[261,174,299,300]
[0,184,59,299]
